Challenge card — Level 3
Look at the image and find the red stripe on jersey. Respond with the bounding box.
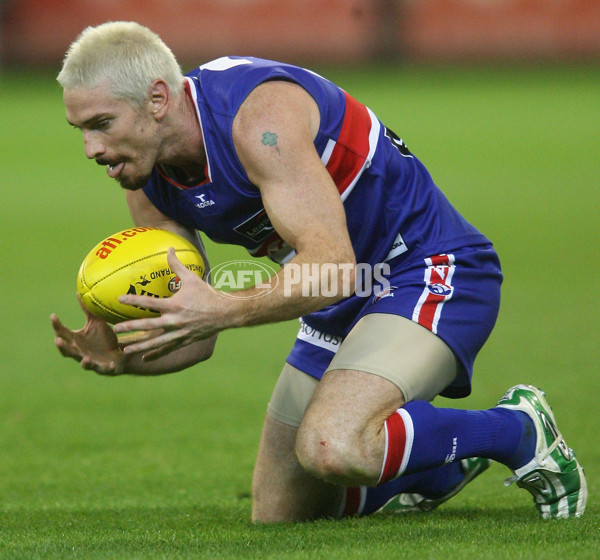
[325,92,371,197]
[379,410,407,484]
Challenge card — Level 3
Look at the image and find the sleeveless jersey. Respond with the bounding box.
[142,56,491,336]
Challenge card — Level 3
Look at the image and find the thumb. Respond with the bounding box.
[166,247,192,278]
[76,292,96,322]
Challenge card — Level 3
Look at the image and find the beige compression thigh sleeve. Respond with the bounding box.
[267,363,320,427]
[325,314,458,403]
[267,314,458,427]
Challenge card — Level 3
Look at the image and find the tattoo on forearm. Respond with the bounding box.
[262,132,280,154]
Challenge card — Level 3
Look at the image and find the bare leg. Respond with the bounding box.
[295,316,457,487]
[252,414,343,522]
[296,369,404,486]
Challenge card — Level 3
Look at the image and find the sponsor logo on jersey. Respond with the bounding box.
[297,319,343,353]
[233,208,274,242]
[384,232,409,261]
[195,194,216,209]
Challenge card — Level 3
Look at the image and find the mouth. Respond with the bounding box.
[106,162,125,178]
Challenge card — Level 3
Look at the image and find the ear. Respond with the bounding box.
[148,79,170,120]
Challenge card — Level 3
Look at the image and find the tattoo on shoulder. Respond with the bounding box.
[261,131,280,154]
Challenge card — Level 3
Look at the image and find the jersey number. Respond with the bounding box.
[384,127,412,157]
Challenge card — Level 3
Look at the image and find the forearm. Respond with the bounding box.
[119,334,217,375]
[220,251,356,329]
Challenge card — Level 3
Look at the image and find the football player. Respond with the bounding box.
[51,22,586,521]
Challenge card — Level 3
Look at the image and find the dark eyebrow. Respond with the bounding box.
[66,114,110,129]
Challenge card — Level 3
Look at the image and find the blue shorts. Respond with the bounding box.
[286,244,502,398]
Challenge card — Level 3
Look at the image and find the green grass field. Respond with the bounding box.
[0,63,598,559]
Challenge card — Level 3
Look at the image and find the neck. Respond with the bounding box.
[157,83,206,175]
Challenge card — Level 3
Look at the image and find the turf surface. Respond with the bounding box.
[0,64,598,558]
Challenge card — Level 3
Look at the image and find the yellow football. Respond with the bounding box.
[77,227,205,324]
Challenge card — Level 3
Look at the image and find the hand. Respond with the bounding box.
[51,296,126,375]
[114,248,226,361]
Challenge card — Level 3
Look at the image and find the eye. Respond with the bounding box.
[95,119,112,131]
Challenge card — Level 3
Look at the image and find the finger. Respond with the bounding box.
[76,293,89,315]
[80,356,95,370]
[117,293,170,314]
[166,247,191,277]
[142,343,179,362]
[55,336,82,360]
[117,329,163,346]
[80,355,117,376]
[121,328,184,355]
[113,314,172,335]
[54,336,71,357]
[96,361,119,376]
[76,293,100,323]
[50,313,71,338]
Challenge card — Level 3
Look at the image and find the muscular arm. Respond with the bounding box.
[225,80,356,325]
[114,80,356,357]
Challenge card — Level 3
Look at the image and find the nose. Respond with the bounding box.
[82,130,105,160]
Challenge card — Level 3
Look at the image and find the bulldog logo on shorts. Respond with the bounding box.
[427,283,453,297]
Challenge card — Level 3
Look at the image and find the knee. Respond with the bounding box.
[295,425,350,484]
[295,420,379,486]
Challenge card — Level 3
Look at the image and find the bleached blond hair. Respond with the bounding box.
[57,21,184,106]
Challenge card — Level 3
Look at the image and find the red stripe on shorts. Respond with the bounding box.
[413,254,455,334]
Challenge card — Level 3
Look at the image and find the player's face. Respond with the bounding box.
[64,81,159,190]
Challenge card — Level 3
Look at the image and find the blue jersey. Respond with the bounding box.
[142,56,491,338]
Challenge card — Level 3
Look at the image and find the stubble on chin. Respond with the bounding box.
[118,172,152,191]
